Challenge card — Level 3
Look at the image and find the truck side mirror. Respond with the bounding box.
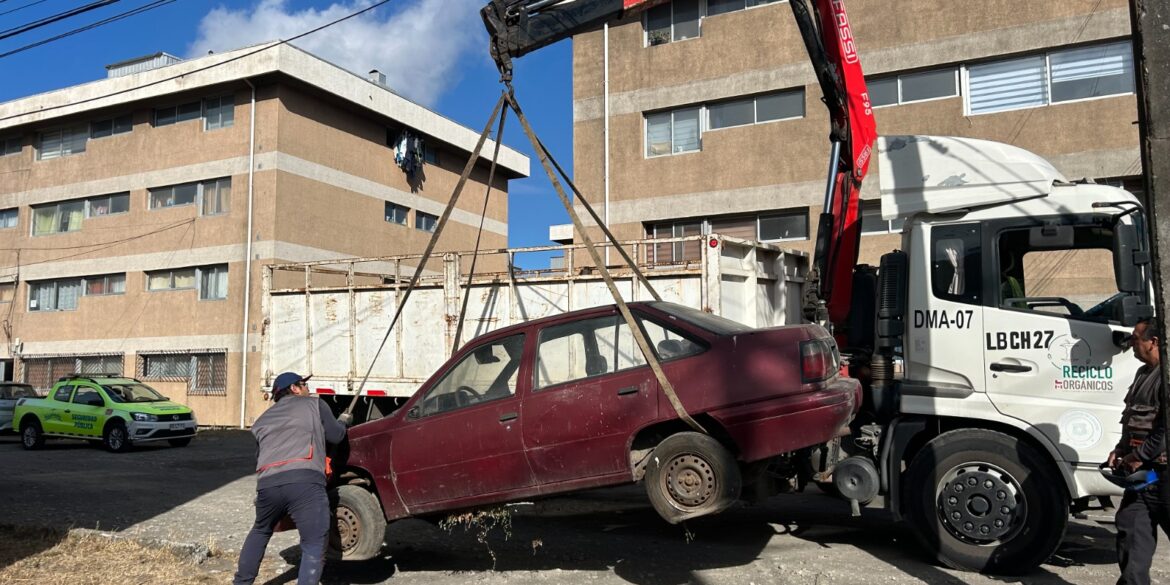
[1114,223,1147,293]
[1119,295,1154,327]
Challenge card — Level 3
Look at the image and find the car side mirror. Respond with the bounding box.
[407,406,420,420]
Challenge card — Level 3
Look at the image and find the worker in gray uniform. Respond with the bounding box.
[1110,318,1169,585]
[233,372,350,585]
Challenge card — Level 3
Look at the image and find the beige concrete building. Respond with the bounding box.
[0,43,528,426]
[570,0,1139,266]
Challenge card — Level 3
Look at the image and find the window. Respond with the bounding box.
[708,0,783,16]
[860,201,906,235]
[200,178,231,215]
[535,315,666,389]
[646,0,700,46]
[996,224,1121,319]
[53,385,74,402]
[869,68,958,107]
[86,192,129,217]
[1050,42,1135,103]
[423,146,439,165]
[931,223,982,304]
[642,317,705,361]
[709,89,804,129]
[968,41,1134,115]
[78,354,123,375]
[28,278,82,311]
[154,100,202,127]
[138,351,226,394]
[203,95,235,130]
[416,211,438,233]
[31,200,84,235]
[199,264,228,300]
[147,267,197,291]
[420,334,523,416]
[0,208,16,229]
[759,210,809,241]
[72,386,103,406]
[84,274,125,296]
[385,202,409,225]
[37,126,87,160]
[648,220,702,263]
[1,136,20,156]
[646,107,701,156]
[90,114,132,139]
[150,178,229,212]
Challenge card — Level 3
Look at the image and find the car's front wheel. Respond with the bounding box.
[20,418,44,450]
[102,421,132,453]
[645,431,741,524]
[329,485,387,561]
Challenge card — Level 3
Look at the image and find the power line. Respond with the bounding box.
[0,0,394,122]
[0,0,53,19]
[0,0,174,59]
[0,0,119,41]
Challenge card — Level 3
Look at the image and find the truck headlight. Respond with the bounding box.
[132,412,158,422]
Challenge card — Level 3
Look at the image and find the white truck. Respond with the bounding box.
[260,134,1152,574]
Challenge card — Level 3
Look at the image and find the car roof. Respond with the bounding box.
[476,301,661,340]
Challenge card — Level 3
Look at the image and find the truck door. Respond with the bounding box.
[905,224,987,397]
[390,333,531,510]
[69,385,108,437]
[523,313,660,485]
[982,219,1138,467]
[43,385,75,435]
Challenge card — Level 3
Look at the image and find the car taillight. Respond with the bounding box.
[801,339,834,383]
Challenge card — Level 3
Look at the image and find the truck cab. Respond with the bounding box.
[852,135,1151,573]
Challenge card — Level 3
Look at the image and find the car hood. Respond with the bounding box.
[123,401,192,414]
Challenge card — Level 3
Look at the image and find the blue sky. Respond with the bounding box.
[0,0,573,267]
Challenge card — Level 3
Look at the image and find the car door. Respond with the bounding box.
[42,385,76,434]
[523,313,660,486]
[68,385,108,438]
[983,220,1139,468]
[390,333,532,511]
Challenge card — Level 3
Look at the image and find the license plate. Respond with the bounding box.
[169,423,185,431]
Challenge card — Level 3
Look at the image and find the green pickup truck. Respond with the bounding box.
[14,374,197,453]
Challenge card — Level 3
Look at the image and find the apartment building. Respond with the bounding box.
[570,0,1139,270]
[0,43,528,426]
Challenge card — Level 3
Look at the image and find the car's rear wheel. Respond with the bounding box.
[168,437,192,448]
[645,431,741,524]
[329,485,387,561]
[20,418,44,450]
[102,421,132,453]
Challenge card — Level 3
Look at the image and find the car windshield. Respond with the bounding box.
[102,383,166,403]
[648,302,754,335]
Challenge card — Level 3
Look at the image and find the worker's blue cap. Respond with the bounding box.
[272,372,311,392]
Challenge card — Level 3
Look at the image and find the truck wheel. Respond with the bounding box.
[168,438,192,448]
[20,418,44,450]
[330,485,387,561]
[102,421,132,453]
[903,429,1068,574]
[645,432,741,524]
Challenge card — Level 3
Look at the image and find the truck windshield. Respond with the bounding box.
[103,383,166,403]
[649,302,753,335]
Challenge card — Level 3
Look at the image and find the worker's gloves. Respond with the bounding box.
[338,413,354,428]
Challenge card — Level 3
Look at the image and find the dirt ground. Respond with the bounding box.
[0,429,1166,585]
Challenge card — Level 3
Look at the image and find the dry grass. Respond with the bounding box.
[0,524,284,585]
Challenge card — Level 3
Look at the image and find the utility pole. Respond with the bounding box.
[1128,0,1170,467]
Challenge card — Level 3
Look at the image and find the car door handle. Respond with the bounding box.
[499,412,518,423]
[990,363,1032,373]
[617,386,639,396]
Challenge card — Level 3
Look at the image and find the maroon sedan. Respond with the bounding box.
[331,301,859,560]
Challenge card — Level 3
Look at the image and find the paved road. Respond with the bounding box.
[0,429,1164,584]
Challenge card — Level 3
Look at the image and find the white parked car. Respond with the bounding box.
[0,383,38,433]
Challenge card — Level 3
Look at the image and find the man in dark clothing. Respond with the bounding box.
[234,372,349,585]
[1110,318,1169,585]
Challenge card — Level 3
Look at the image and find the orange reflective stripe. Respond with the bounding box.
[255,444,313,472]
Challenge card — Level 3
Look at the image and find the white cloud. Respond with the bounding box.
[188,0,486,106]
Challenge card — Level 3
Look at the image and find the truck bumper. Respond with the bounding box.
[710,377,858,463]
[128,420,198,443]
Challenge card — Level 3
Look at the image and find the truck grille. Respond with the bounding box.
[159,413,193,422]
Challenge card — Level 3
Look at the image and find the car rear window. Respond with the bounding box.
[648,302,753,335]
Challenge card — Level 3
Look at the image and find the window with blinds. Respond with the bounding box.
[37,126,88,160]
[967,40,1134,115]
[968,55,1048,114]
[1050,41,1134,102]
